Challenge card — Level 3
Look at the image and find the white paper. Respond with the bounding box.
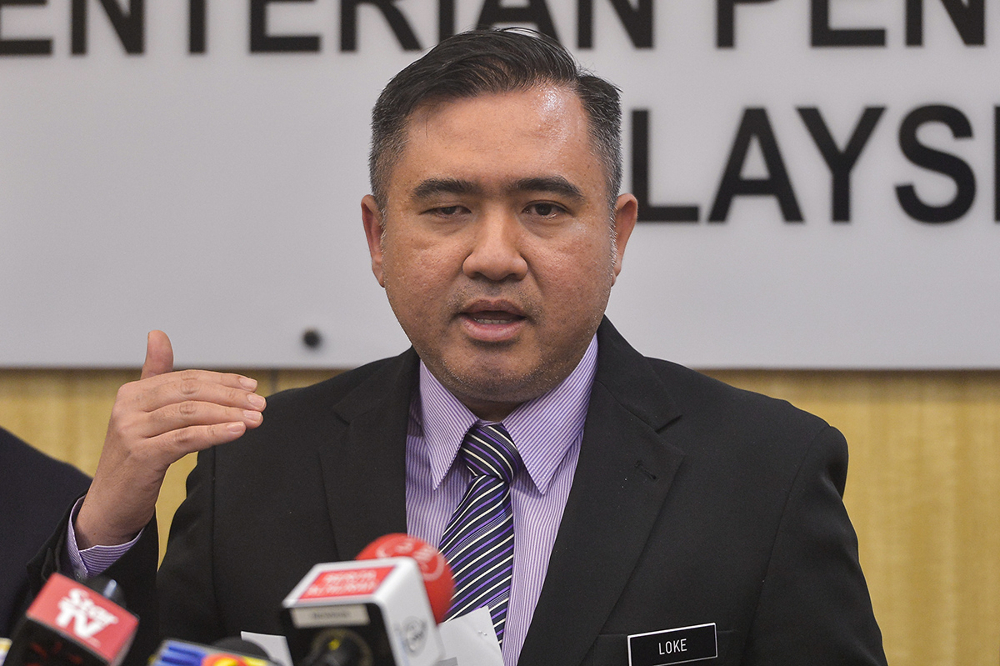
[0,637,11,666]
[436,608,503,666]
[240,631,293,666]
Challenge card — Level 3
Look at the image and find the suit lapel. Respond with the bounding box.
[518,320,685,666]
[319,349,419,560]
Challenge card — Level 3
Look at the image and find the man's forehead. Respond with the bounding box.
[390,87,598,179]
[406,82,581,120]
[401,84,588,146]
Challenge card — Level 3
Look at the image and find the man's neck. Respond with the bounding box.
[418,334,600,427]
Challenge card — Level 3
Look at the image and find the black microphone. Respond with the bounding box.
[210,638,271,659]
[5,574,138,666]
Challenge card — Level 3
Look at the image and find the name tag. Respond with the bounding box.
[627,623,718,666]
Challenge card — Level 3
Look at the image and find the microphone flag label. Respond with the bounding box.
[298,566,394,600]
[27,573,139,662]
[282,558,445,666]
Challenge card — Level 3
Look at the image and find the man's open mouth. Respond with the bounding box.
[465,310,525,325]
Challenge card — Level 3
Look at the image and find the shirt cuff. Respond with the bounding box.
[66,496,143,578]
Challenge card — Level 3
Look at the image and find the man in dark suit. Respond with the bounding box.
[34,29,886,666]
[1,427,90,636]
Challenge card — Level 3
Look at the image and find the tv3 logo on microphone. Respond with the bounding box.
[55,588,120,640]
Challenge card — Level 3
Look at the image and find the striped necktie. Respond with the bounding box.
[439,422,521,645]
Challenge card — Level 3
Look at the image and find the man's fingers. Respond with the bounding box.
[141,330,174,380]
[121,370,264,413]
[133,368,257,393]
[156,421,250,457]
[144,401,264,437]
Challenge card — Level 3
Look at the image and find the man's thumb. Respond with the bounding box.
[141,330,174,379]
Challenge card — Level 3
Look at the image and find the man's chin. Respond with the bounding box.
[435,360,563,418]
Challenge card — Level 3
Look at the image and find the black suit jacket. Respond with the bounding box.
[31,320,886,665]
[1,427,91,636]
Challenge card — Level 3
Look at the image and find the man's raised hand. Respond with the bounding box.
[74,331,265,548]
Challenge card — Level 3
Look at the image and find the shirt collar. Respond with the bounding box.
[417,335,598,494]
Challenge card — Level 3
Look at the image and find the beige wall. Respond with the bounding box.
[2,368,998,664]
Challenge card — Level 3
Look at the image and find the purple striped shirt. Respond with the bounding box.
[407,335,597,666]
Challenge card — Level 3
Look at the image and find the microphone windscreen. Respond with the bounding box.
[356,534,454,624]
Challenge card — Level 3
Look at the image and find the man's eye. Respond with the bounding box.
[434,206,464,215]
[527,203,563,217]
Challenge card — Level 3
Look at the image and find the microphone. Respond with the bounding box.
[281,534,453,666]
[354,534,453,625]
[148,638,277,666]
[5,573,138,666]
[209,638,272,659]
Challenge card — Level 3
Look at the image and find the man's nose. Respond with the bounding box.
[462,210,529,282]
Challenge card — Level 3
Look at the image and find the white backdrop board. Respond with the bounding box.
[1,0,997,368]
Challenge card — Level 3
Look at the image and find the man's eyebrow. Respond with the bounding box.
[410,176,586,202]
[511,177,585,202]
[412,178,481,199]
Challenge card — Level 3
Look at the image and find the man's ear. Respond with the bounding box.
[361,195,387,287]
[611,193,638,284]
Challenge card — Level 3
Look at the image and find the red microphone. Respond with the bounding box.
[6,574,138,666]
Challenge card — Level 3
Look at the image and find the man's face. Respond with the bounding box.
[362,85,636,420]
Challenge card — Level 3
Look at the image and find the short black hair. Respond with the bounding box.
[369,29,622,210]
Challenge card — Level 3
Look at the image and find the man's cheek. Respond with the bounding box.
[410,253,463,290]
